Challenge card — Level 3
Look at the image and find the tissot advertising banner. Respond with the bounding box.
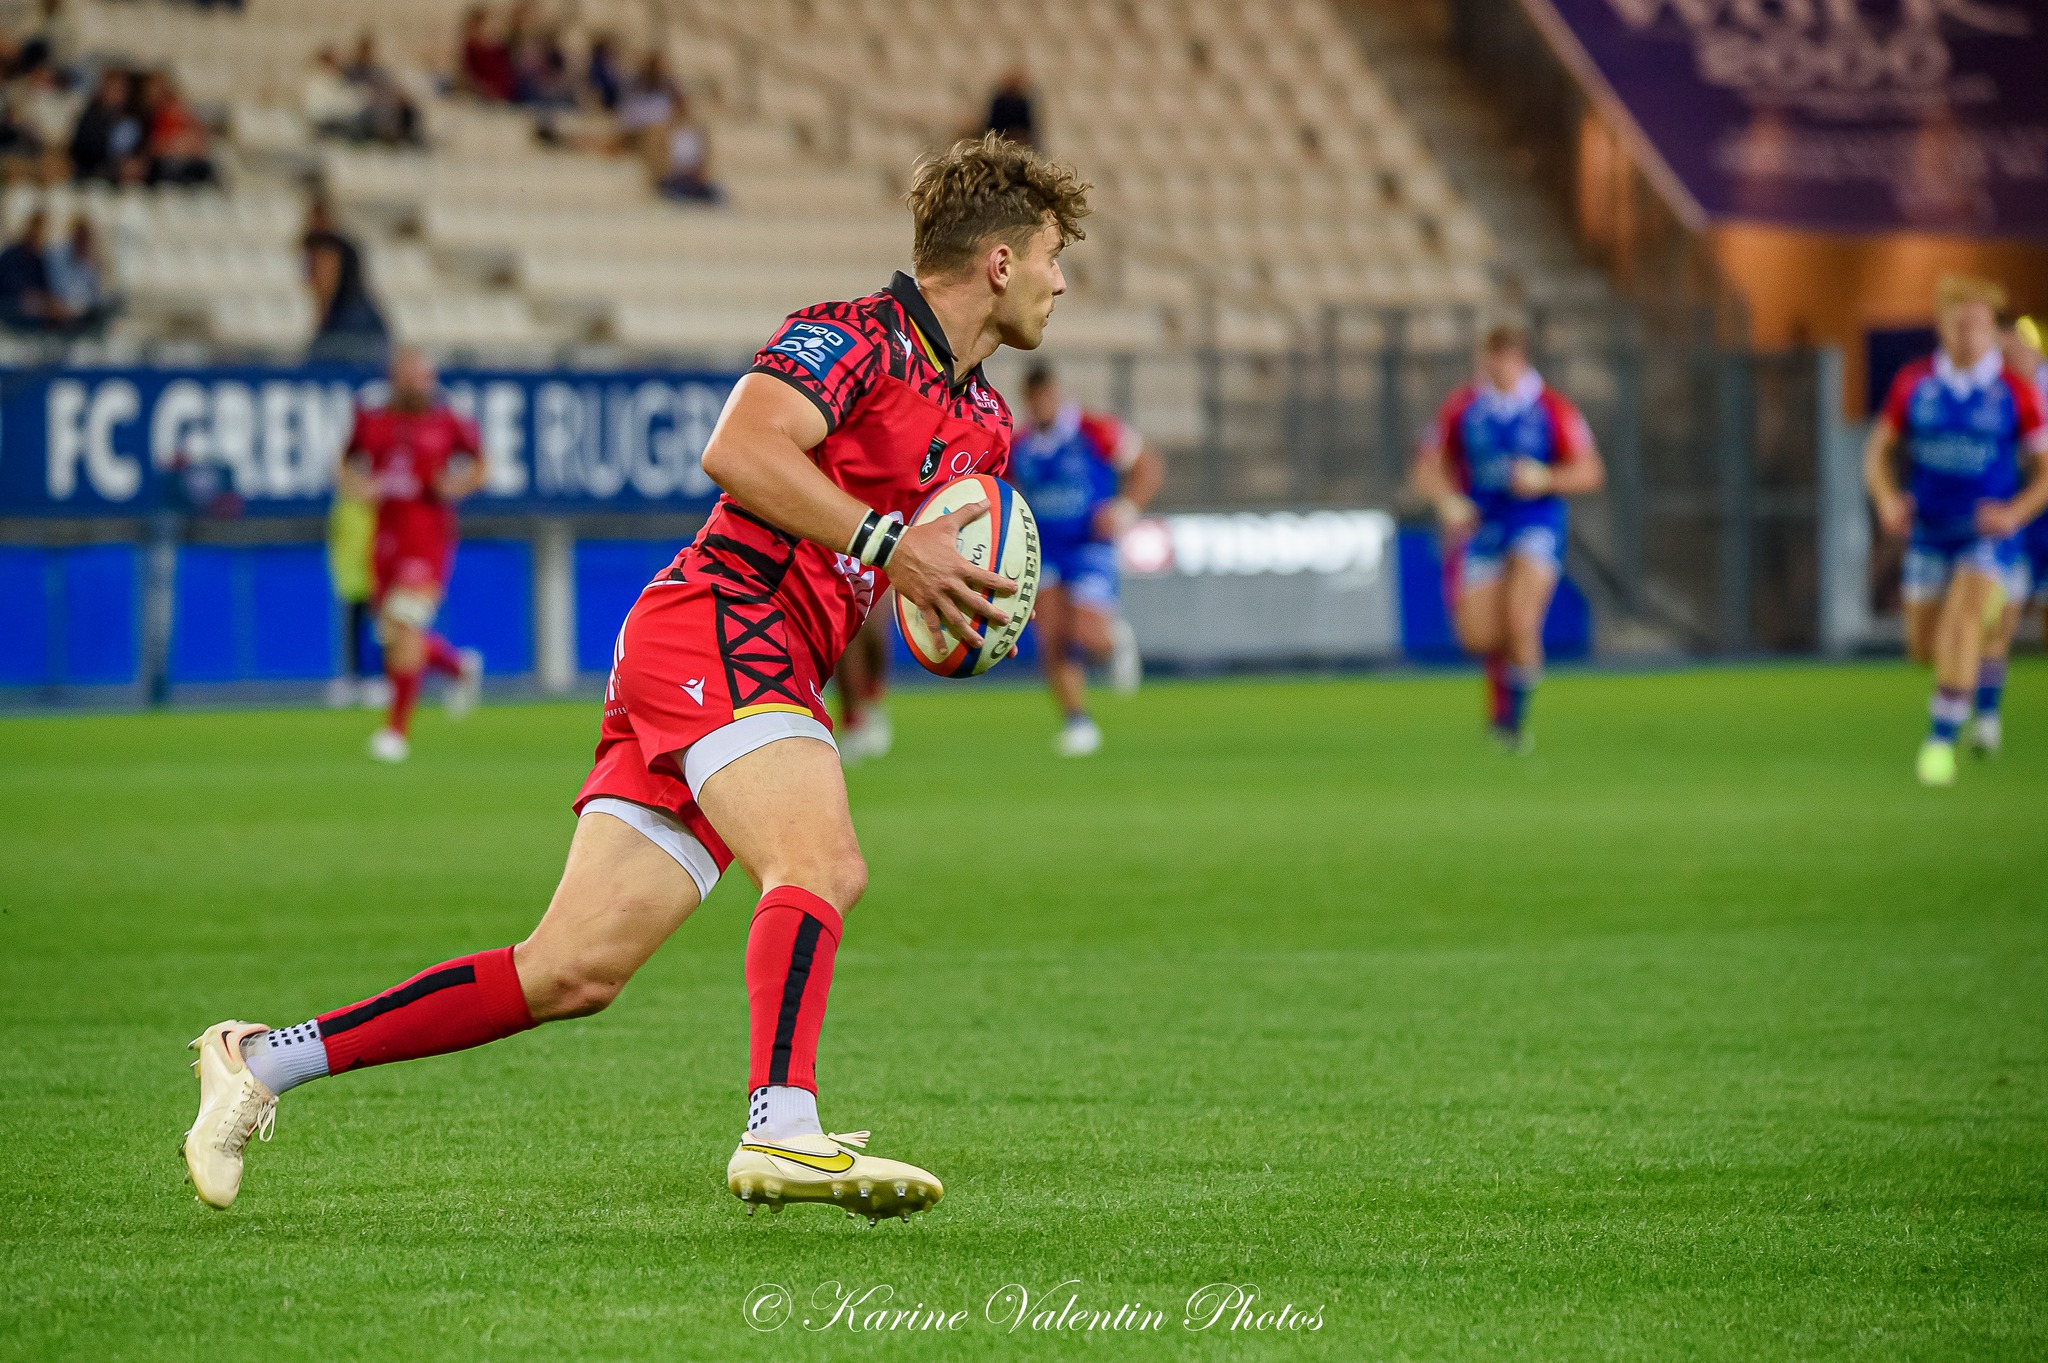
[1521,0,2048,235]
[0,366,735,516]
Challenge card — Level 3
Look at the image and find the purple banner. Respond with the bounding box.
[1521,0,2048,236]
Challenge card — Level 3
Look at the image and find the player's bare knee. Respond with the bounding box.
[769,850,866,914]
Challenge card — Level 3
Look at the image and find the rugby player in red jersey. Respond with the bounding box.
[181,136,1090,1220]
[339,347,487,762]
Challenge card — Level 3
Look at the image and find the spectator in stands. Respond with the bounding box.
[10,0,75,79]
[303,199,387,363]
[583,34,622,111]
[651,93,719,204]
[68,67,143,184]
[44,213,112,330]
[614,53,677,141]
[458,6,516,102]
[19,65,80,182]
[0,208,66,331]
[305,46,370,141]
[141,69,215,186]
[344,32,422,147]
[512,23,574,108]
[0,88,40,183]
[982,67,1036,147]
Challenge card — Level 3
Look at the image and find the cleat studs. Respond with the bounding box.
[895,1181,908,1198]
[831,1181,845,1200]
[858,1181,874,1199]
[745,1204,757,1218]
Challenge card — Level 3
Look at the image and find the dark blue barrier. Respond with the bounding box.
[442,540,533,675]
[1396,527,1590,663]
[172,544,334,682]
[0,543,139,685]
[575,539,688,673]
[0,546,50,684]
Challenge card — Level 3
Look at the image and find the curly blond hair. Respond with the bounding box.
[907,134,1091,278]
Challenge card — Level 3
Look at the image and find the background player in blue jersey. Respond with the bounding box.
[1014,364,1163,755]
[1865,277,2048,787]
[1412,326,1604,752]
[1970,316,2048,756]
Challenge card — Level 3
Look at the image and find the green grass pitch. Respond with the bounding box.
[1,663,2044,1361]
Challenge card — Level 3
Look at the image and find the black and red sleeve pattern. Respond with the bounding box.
[748,300,889,434]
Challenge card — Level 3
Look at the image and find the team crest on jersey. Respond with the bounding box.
[767,321,857,378]
[918,436,946,484]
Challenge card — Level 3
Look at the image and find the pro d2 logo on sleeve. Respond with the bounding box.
[766,322,858,379]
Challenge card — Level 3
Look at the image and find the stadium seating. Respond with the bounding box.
[34,0,1497,359]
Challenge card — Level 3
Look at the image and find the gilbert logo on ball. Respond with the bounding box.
[895,474,1040,677]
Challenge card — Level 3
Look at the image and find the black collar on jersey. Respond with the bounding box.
[886,271,980,395]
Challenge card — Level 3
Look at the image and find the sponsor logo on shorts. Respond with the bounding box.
[767,321,857,379]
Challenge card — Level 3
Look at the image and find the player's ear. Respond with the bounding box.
[986,240,1012,294]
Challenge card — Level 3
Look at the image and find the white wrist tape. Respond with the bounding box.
[847,509,906,569]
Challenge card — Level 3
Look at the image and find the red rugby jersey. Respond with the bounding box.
[346,403,482,557]
[668,272,1015,676]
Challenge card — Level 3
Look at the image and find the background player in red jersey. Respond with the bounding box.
[832,602,895,764]
[183,136,1091,1221]
[337,346,488,762]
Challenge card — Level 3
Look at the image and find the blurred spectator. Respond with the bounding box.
[512,23,574,108]
[304,47,369,140]
[45,214,113,329]
[615,53,677,140]
[19,66,80,182]
[11,0,77,80]
[141,70,215,186]
[68,68,144,184]
[0,208,66,331]
[983,68,1036,147]
[584,34,622,111]
[0,89,40,183]
[344,32,422,146]
[458,6,516,102]
[651,94,719,203]
[303,199,387,363]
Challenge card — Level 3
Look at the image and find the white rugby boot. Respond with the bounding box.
[369,728,409,762]
[446,648,484,719]
[1968,713,2002,757]
[182,1021,277,1209]
[837,710,893,765]
[1107,618,1142,696]
[728,1129,942,1224]
[1055,714,1103,757]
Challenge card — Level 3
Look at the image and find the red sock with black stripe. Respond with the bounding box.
[745,887,842,1131]
[317,945,535,1074]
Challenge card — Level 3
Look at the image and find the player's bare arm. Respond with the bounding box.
[1976,444,2048,537]
[702,373,1016,646]
[1094,437,1163,539]
[435,452,487,502]
[1410,441,1476,531]
[1520,436,1605,499]
[336,450,373,502]
[1863,419,1911,537]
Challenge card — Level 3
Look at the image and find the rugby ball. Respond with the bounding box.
[894,474,1040,677]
